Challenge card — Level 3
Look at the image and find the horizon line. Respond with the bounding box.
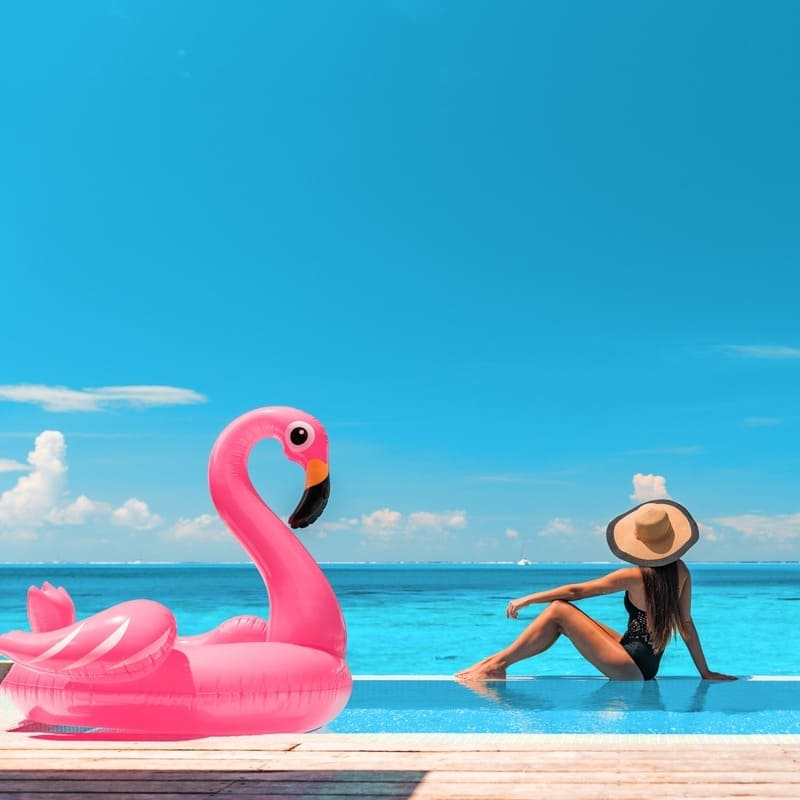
[0,559,798,566]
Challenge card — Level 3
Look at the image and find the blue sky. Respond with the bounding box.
[1,1,799,562]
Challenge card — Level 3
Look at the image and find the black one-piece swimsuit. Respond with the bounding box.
[619,591,662,680]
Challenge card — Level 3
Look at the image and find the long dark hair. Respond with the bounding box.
[641,562,687,653]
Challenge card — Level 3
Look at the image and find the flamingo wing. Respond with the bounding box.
[177,614,269,646]
[0,599,176,682]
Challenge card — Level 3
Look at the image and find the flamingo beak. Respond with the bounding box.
[289,458,330,529]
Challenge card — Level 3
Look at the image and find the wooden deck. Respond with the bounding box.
[1,664,798,799]
[1,729,799,799]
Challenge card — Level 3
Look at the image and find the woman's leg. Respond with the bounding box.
[455,600,643,681]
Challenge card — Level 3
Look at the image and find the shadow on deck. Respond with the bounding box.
[0,768,428,799]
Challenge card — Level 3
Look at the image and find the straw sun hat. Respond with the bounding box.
[606,500,699,567]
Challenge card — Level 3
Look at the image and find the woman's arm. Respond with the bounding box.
[678,573,736,681]
[506,568,636,618]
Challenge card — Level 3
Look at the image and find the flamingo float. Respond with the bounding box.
[0,407,352,735]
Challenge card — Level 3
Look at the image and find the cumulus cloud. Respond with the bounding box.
[407,510,466,532]
[718,345,800,360]
[537,517,575,537]
[0,431,67,529]
[699,522,721,543]
[322,508,470,539]
[111,498,162,531]
[0,384,207,412]
[504,528,520,538]
[630,473,670,502]
[47,495,112,525]
[169,513,227,541]
[0,458,30,473]
[0,432,162,538]
[715,513,800,541]
[0,528,38,543]
[361,508,403,535]
[322,517,360,531]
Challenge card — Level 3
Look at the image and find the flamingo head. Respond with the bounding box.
[277,409,330,530]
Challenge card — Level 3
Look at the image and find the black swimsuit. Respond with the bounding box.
[619,591,662,680]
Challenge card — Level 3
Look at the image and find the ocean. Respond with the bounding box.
[0,563,797,677]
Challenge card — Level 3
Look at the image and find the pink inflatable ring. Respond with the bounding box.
[0,406,352,735]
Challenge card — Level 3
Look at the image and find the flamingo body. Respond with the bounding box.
[0,407,352,735]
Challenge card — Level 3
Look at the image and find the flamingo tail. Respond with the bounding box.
[27,582,76,633]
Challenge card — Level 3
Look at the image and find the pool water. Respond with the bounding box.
[2,676,797,736]
[1,563,797,677]
[2,565,799,736]
[322,676,800,734]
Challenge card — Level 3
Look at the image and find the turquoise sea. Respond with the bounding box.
[0,563,797,677]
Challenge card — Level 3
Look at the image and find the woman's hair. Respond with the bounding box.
[641,562,687,653]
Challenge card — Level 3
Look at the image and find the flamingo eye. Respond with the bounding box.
[286,421,315,451]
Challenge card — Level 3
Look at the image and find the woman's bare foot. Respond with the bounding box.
[454,656,507,681]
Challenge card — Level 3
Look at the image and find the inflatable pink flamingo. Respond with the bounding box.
[0,407,352,735]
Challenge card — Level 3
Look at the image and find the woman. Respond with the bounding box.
[455,500,736,682]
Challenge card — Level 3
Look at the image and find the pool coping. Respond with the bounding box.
[4,664,800,739]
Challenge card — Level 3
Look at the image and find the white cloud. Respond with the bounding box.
[169,514,227,541]
[351,508,470,538]
[718,345,800,360]
[0,384,207,412]
[361,508,403,535]
[474,474,570,485]
[47,495,112,525]
[0,432,163,539]
[407,510,466,532]
[0,431,67,529]
[744,417,783,427]
[88,386,207,407]
[537,517,575,537]
[111,498,162,531]
[625,446,702,456]
[504,528,520,538]
[630,473,670,502]
[699,522,721,543]
[0,528,38,543]
[0,458,30,473]
[319,517,360,533]
[715,513,800,541]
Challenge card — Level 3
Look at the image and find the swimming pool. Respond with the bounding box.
[1,564,797,676]
[321,676,800,735]
[1,674,797,735]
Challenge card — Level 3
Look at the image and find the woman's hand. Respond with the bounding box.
[506,598,525,619]
[701,670,738,681]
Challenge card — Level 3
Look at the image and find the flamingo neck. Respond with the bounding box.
[208,413,346,659]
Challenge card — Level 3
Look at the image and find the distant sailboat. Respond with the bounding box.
[517,547,531,566]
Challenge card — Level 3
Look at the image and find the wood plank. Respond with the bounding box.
[0,731,796,800]
[4,788,800,800]
[291,733,800,750]
[2,752,795,767]
[0,759,273,771]
[4,769,799,791]
[0,735,302,751]
[1,756,796,776]
[4,792,800,800]
[4,795,230,800]
[13,787,782,800]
